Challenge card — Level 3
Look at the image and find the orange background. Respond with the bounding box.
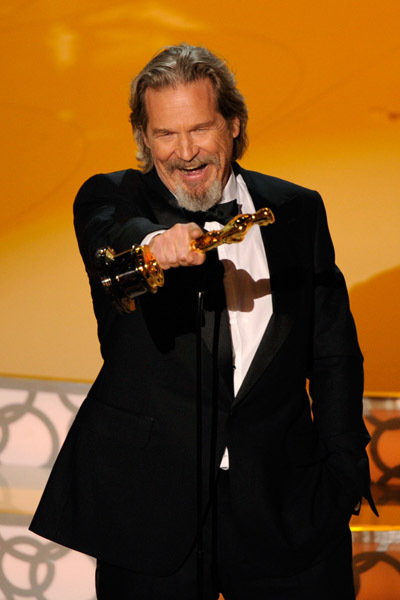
[1,0,399,391]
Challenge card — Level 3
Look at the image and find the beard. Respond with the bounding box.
[175,179,223,212]
[166,155,224,212]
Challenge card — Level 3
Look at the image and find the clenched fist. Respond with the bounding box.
[149,223,206,270]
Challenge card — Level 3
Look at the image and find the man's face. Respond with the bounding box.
[143,78,240,211]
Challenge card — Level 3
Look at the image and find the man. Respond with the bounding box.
[30,43,376,599]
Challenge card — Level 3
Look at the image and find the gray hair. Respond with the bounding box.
[129,43,248,172]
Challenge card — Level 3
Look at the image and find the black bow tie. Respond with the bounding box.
[181,199,238,227]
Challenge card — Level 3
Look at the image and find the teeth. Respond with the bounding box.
[182,165,205,172]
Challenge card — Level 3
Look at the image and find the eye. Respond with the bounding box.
[154,130,174,139]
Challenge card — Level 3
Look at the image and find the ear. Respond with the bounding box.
[231,116,240,139]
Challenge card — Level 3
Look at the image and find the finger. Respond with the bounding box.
[187,223,204,240]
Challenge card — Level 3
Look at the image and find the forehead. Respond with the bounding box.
[144,79,220,128]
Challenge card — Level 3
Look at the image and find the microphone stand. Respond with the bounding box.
[194,259,229,600]
[196,290,205,600]
[194,271,224,600]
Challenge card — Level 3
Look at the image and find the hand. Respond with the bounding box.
[149,223,205,270]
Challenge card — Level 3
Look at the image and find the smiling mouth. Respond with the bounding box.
[167,156,219,176]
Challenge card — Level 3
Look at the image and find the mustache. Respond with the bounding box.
[165,155,220,174]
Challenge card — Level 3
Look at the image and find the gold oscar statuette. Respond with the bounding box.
[95,207,275,313]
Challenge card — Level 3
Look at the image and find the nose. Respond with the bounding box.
[175,132,199,162]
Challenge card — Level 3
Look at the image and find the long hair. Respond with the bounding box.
[129,43,248,172]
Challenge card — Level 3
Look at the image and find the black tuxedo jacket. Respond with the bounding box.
[30,164,375,577]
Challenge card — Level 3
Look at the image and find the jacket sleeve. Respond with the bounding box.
[308,193,377,515]
[73,173,165,277]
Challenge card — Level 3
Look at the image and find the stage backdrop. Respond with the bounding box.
[0,0,399,393]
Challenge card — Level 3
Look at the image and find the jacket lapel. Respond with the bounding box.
[233,168,298,405]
